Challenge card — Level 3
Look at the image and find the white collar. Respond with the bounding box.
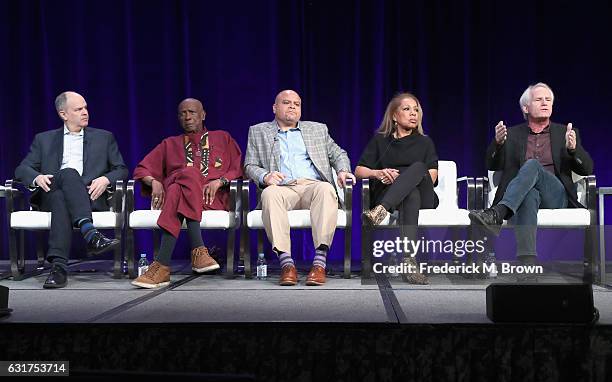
[63,124,84,136]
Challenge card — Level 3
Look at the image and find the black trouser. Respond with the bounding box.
[42,168,94,264]
[379,162,438,238]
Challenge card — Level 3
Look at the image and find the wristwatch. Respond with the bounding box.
[219,177,229,187]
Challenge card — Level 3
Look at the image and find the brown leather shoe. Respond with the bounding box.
[279,265,298,286]
[131,261,171,289]
[191,246,220,273]
[305,265,326,286]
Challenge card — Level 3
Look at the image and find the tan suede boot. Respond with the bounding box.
[131,261,171,289]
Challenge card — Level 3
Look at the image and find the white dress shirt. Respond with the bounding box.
[60,125,84,175]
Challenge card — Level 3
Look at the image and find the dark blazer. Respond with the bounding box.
[15,127,128,211]
[486,122,593,208]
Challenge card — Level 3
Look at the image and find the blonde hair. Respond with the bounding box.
[377,92,424,136]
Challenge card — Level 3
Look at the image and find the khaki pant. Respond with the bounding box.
[261,179,338,254]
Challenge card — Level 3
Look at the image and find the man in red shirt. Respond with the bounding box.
[131,98,242,288]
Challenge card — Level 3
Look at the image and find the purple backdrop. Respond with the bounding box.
[1,0,611,265]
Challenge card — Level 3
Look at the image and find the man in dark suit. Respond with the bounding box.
[15,91,128,288]
[469,83,593,276]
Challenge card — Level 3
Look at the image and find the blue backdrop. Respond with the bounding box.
[1,0,611,265]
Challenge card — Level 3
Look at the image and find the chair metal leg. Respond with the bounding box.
[239,221,248,277]
[583,224,597,284]
[225,228,236,279]
[344,229,351,279]
[361,227,371,279]
[9,228,25,280]
[36,232,45,269]
[126,227,137,279]
[243,229,252,279]
[112,227,123,279]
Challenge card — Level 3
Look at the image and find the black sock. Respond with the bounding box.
[493,204,511,220]
[156,229,177,266]
[186,218,204,249]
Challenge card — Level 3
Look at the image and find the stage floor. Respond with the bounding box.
[1,260,611,325]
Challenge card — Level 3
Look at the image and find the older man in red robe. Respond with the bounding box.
[131,98,242,288]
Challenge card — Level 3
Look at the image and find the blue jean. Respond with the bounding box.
[499,159,568,257]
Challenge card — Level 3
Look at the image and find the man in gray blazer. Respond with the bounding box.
[244,90,355,286]
[15,91,128,288]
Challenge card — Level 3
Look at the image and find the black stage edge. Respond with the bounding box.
[1,322,612,381]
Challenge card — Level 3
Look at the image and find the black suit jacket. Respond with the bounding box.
[14,127,128,211]
[486,122,593,208]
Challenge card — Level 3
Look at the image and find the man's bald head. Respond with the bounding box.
[55,91,84,113]
[178,98,206,133]
[273,90,302,129]
[55,91,89,131]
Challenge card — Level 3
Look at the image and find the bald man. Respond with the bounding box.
[15,91,128,288]
[132,98,243,288]
[244,90,355,286]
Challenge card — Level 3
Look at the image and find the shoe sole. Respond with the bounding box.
[131,280,171,289]
[468,212,502,236]
[279,280,298,286]
[305,279,325,286]
[43,282,67,289]
[192,263,220,273]
[87,239,121,256]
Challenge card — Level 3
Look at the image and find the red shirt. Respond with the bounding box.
[525,126,555,174]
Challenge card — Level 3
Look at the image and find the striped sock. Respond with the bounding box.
[79,221,98,243]
[278,252,295,269]
[313,248,327,269]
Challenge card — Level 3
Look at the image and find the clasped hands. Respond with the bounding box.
[263,170,356,187]
[375,168,399,185]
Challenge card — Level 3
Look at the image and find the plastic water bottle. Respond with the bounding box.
[256,253,268,280]
[138,253,149,277]
[388,252,400,278]
[486,252,498,278]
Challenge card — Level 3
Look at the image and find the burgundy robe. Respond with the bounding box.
[133,129,242,237]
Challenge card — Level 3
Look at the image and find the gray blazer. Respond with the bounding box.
[244,120,351,190]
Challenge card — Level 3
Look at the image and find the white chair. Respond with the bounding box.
[240,178,353,279]
[361,160,476,278]
[124,179,242,278]
[4,179,125,280]
[483,171,598,281]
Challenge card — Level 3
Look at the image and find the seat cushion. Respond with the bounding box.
[378,208,471,227]
[247,209,348,228]
[11,211,118,229]
[129,210,235,229]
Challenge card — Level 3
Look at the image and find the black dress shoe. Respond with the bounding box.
[43,264,68,289]
[468,208,503,236]
[86,232,121,256]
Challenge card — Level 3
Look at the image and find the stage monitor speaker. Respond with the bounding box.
[0,285,12,317]
[486,283,598,324]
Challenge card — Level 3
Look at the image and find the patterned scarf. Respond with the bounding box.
[183,132,209,177]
